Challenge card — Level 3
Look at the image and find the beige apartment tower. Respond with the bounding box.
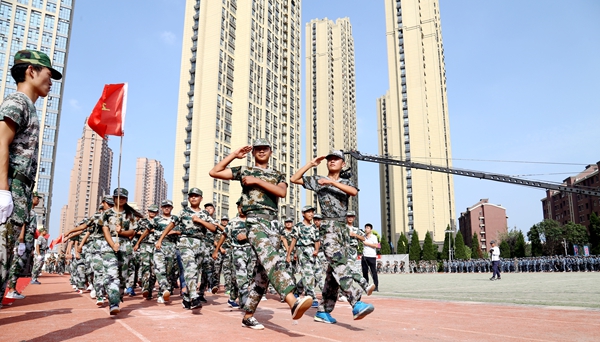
[64,119,113,230]
[135,158,168,214]
[0,0,75,228]
[305,17,358,215]
[172,0,302,220]
[378,0,455,248]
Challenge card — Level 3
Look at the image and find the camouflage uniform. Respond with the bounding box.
[0,92,38,296]
[127,225,143,290]
[346,224,369,289]
[31,232,48,281]
[231,166,296,313]
[99,208,138,303]
[213,227,233,296]
[6,207,37,289]
[153,215,178,298]
[302,175,368,312]
[85,212,107,300]
[199,215,218,293]
[281,226,296,274]
[70,233,86,290]
[137,216,158,297]
[292,221,319,298]
[225,216,254,307]
[174,206,210,302]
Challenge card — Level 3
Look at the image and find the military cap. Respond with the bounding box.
[284,217,294,222]
[221,215,229,221]
[97,204,104,210]
[113,188,129,198]
[301,205,315,213]
[204,202,215,208]
[188,187,203,196]
[76,217,88,226]
[148,204,159,212]
[325,150,345,162]
[13,49,62,80]
[346,211,356,217]
[161,199,174,207]
[236,197,242,205]
[252,138,271,148]
[33,191,42,198]
[38,226,47,232]
[313,214,323,219]
[103,196,115,205]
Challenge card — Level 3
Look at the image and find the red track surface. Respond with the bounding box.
[1,274,598,341]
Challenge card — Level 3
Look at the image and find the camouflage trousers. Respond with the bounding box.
[244,216,296,314]
[178,237,206,300]
[220,248,237,299]
[138,243,155,295]
[347,247,370,292]
[318,220,366,313]
[31,251,46,280]
[294,246,317,298]
[5,222,34,290]
[90,239,107,299]
[231,245,254,309]
[98,239,120,306]
[153,241,176,297]
[200,246,217,292]
[71,249,86,290]
[315,251,328,291]
[82,243,94,285]
[127,249,140,289]
[116,239,132,296]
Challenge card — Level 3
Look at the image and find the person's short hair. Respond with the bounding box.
[10,63,43,84]
[365,223,373,229]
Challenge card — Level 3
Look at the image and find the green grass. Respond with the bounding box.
[375,272,600,309]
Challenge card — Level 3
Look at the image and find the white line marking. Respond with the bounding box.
[117,319,151,342]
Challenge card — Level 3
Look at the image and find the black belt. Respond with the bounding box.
[9,167,35,188]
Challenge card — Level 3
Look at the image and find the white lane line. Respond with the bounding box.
[117,319,152,342]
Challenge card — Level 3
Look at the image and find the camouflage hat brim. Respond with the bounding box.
[14,50,62,80]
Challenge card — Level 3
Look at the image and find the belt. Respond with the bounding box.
[9,167,35,188]
[323,217,345,222]
[246,213,276,220]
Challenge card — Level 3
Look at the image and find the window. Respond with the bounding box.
[15,7,28,23]
[44,14,55,31]
[59,7,70,19]
[0,3,12,20]
[55,35,67,49]
[28,28,40,42]
[37,178,50,193]
[57,20,69,35]
[45,112,57,126]
[61,0,73,6]
[12,24,25,39]
[53,50,65,64]
[32,0,44,9]
[41,144,53,159]
[46,0,57,12]
[43,128,55,143]
[39,161,51,175]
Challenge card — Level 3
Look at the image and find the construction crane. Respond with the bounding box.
[343,150,600,197]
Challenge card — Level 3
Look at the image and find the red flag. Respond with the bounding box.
[49,234,63,250]
[87,83,128,138]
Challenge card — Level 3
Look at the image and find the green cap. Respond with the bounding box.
[252,138,271,148]
[14,50,62,80]
[284,217,294,222]
[301,205,315,213]
[313,214,323,219]
[113,188,129,198]
[33,191,42,198]
[326,150,345,162]
[148,204,159,212]
[188,188,203,196]
[39,226,47,232]
[346,211,356,217]
[236,197,242,205]
[161,199,173,207]
[103,196,114,205]
[204,202,214,208]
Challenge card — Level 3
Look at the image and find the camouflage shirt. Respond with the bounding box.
[224,216,249,248]
[99,208,139,237]
[174,207,210,239]
[293,221,319,247]
[37,235,48,252]
[231,165,286,215]
[281,228,295,251]
[302,175,357,218]
[138,217,159,244]
[347,225,364,249]
[203,214,217,248]
[152,215,178,243]
[85,211,104,239]
[0,92,39,180]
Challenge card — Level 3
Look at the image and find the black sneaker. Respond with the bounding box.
[290,296,313,320]
[182,299,191,310]
[242,317,265,330]
[190,297,203,309]
[490,277,496,281]
[199,295,207,303]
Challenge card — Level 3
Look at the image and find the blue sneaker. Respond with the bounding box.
[311,300,319,308]
[352,301,374,320]
[314,311,337,324]
[125,287,134,296]
[227,299,239,308]
[129,289,136,297]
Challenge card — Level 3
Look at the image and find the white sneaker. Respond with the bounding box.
[338,295,348,302]
[86,284,93,291]
[261,295,267,301]
[157,296,165,304]
[72,285,77,290]
[90,289,97,299]
[6,291,25,299]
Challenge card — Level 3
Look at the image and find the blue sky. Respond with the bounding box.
[50,0,600,241]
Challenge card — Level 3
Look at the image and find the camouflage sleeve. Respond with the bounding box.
[302,175,320,191]
[231,166,243,181]
[343,178,359,192]
[291,224,300,240]
[0,93,27,129]
[277,171,287,186]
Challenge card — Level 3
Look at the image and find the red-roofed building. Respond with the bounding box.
[459,199,508,252]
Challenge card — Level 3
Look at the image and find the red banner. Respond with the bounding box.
[87,83,127,138]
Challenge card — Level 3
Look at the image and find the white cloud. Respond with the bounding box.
[69,99,81,110]
[159,31,176,45]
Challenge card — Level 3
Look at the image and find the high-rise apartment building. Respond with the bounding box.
[378,0,455,248]
[65,119,113,230]
[172,0,302,220]
[0,0,75,227]
[305,17,358,216]
[134,157,168,214]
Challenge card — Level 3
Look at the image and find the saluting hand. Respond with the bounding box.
[311,156,326,167]
[233,146,253,159]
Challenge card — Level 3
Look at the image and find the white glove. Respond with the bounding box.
[17,243,26,256]
[0,189,14,224]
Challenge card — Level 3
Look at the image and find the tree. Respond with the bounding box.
[471,232,482,259]
[380,234,391,255]
[464,246,472,260]
[441,225,453,260]
[527,223,543,256]
[499,240,511,258]
[563,222,589,255]
[409,230,421,261]
[454,230,467,260]
[498,227,521,257]
[590,212,600,255]
[514,230,526,258]
[397,233,408,254]
[422,232,436,260]
[528,220,562,256]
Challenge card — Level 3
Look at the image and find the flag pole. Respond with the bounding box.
[115,134,123,240]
